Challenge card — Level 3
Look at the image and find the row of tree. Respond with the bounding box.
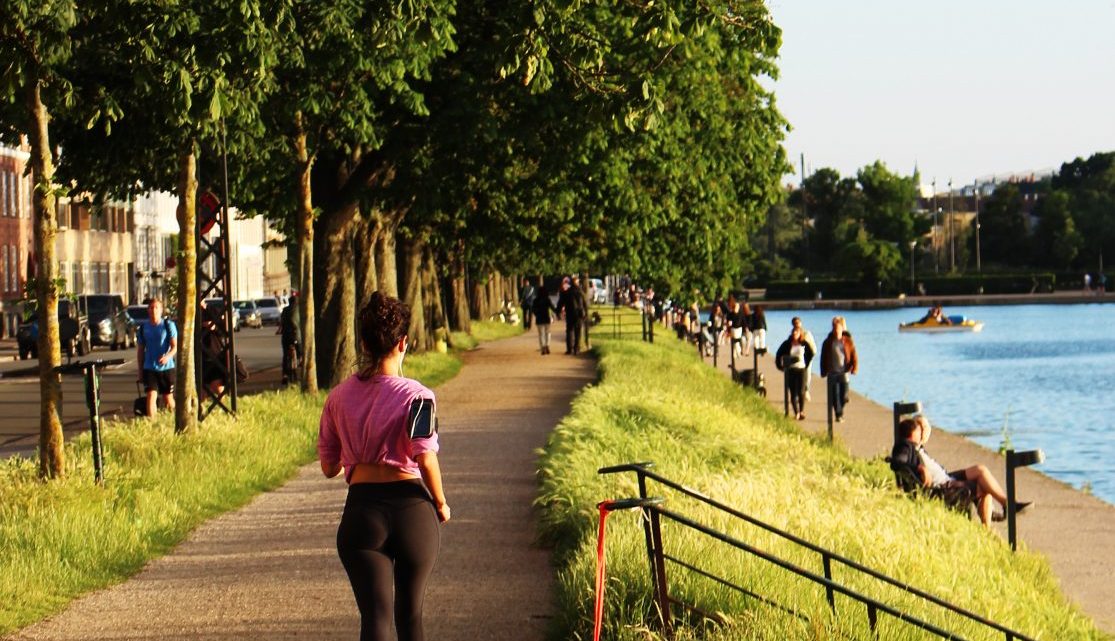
[754,152,1115,286]
[1,0,789,478]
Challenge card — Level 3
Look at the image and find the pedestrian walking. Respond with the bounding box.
[519,277,536,330]
[135,297,177,418]
[318,291,450,641]
[820,316,858,423]
[790,316,817,400]
[751,305,768,355]
[775,326,814,420]
[556,276,586,355]
[531,284,558,355]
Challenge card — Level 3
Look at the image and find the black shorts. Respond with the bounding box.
[143,369,175,395]
[948,470,978,495]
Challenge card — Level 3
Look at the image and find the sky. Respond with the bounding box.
[767,0,1115,189]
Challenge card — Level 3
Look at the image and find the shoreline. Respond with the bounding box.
[694,337,1115,634]
[754,290,1114,310]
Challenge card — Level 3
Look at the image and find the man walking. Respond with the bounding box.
[136,298,177,417]
[278,292,301,385]
[519,277,536,330]
[820,316,858,422]
[556,276,586,355]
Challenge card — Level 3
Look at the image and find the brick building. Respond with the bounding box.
[0,144,32,338]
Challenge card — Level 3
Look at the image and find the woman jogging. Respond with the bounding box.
[318,292,451,641]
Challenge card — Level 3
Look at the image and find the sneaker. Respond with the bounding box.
[1013,501,1033,515]
[991,510,1006,522]
[836,416,845,423]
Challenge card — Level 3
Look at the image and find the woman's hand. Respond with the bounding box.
[435,502,451,523]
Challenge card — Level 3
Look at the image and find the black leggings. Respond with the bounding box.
[337,480,440,641]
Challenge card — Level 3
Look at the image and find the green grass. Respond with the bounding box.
[538,334,1107,641]
[0,325,519,635]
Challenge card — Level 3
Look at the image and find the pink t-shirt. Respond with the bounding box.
[318,374,440,484]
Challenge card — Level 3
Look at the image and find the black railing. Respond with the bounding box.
[598,461,1036,641]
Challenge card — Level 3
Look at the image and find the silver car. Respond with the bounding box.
[234,300,263,328]
[254,298,283,325]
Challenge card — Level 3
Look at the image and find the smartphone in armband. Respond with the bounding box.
[407,398,437,439]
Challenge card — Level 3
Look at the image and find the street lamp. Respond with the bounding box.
[909,240,917,293]
[935,207,942,274]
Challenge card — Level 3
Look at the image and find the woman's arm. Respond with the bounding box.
[416,451,451,522]
[321,460,343,479]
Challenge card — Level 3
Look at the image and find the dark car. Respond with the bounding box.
[80,294,133,350]
[16,300,92,359]
[203,298,240,332]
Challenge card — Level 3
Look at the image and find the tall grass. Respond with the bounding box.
[538,336,1106,640]
[0,330,510,635]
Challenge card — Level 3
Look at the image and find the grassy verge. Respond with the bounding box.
[0,323,521,635]
[538,335,1105,640]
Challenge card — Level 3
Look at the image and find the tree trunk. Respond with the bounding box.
[487,271,502,319]
[27,80,64,479]
[314,214,356,388]
[294,117,317,393]
[422,247,447,350]
[375,219,399,298]
[354,213,381,317]
[399,233,429,352]
[446,250,471,334]
[174,143,199,434]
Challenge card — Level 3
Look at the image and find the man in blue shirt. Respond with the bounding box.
[136,298,177,417]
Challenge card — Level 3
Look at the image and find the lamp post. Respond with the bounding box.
[935,207,942,274]
[948,179,955,272]
[974,185,982,273]
[909,240,917,293]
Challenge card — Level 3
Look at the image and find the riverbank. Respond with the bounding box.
[757,290,1114,310]
[696,336,1115,634]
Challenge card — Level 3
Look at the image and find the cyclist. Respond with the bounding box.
[278,292,301,384]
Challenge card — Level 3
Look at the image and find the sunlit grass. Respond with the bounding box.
[0,324,514,635]
[538,332,1106,641]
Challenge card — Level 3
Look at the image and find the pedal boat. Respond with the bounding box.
[899,315,984,333]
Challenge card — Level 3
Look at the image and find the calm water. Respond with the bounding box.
[764,304,1115,505]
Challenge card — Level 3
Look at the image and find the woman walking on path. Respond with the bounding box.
[820,316,858,423]
[531,284,558,355]
[318,292,451,641]
[775,326,814,420]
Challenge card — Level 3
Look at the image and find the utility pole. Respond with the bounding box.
[932,179,939,273]
[948,178,955,272]
[974,184,981,273]
[801,153,809,278]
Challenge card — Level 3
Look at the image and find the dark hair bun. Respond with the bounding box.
[359,292,411,365]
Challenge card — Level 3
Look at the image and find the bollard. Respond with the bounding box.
[752,348,759,391]
[825,376,834,442]
[711,321,719,368]
[892,401,922,444]
[648,309,654,343]
[1005,449,1044,552]
[783,367,790,417]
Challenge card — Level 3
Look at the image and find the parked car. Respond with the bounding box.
[80,294,133,350]
[203,298,240,332]
[588,278,607,305]
[16,299,91,359]
[254,297,283,325]
[233,300,263,328]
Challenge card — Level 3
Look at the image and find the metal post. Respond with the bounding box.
[637,473,660,622]
[711,321,718,368]
[648,309,654,343]
[613,304,618,339]
[822,553,835,612]
[648,509,673,637]
[83,364,105,485]
[752,348,759,391]
[1005,448,1044,552]
[783,368,789,417]
[892,401,922,445]
[642,307,648,342]
[975,187,982,273]
[826,376,834,442]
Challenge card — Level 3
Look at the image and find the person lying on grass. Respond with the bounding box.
[892,416,1032,528]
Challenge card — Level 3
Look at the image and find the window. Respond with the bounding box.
[1,245,7,292]
[1,171,8,217]
[8,244,15,293]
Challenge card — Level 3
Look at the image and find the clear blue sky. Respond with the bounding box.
[768,0,1115,188]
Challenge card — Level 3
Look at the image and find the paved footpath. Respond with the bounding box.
[692,328,1115,635]
[5,331,594,641]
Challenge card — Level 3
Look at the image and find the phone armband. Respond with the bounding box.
[407,397,437,439]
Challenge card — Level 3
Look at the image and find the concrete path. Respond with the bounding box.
[5,331,594,641]
[692,326,1115,635]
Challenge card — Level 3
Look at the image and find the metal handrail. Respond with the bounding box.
[599,461,1035,641]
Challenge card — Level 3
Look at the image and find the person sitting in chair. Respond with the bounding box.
[892,416,1031,528]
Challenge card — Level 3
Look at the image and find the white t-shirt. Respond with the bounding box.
[917,448,952,486]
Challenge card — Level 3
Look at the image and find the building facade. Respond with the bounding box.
[0,144,32,338]
[55,196,135,301]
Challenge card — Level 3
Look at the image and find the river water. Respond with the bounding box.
[764,304,1115,506]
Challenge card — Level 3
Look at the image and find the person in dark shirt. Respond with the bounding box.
[556,276,586,355]
[891,416,1031,527]
[531,284,558,355]
[278,293,301,384]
